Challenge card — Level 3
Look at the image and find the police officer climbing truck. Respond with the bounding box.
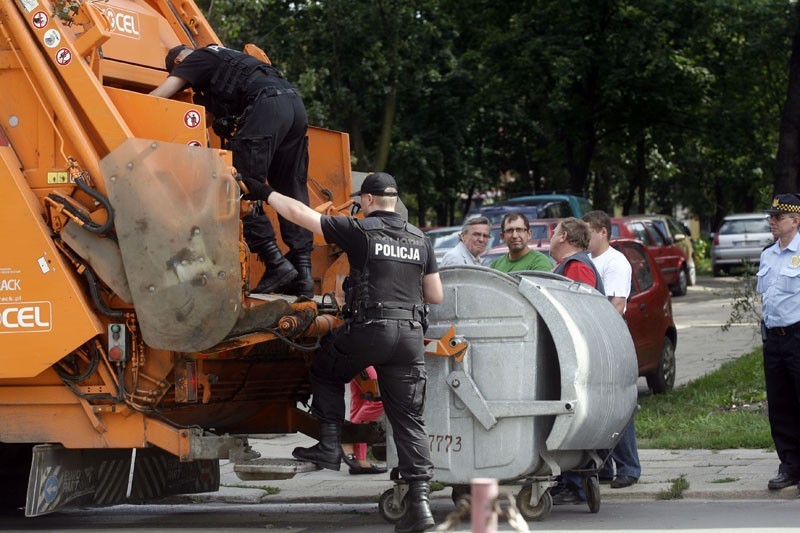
[150,44,315,296]
[241,172,443,533]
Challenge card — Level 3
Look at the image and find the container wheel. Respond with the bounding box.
[450,484,471,505]
[516,485,552,521]
[583,476,601,513]
[378,488,406,523]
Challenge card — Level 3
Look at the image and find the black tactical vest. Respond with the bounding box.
[553,251,606,295]
[343,216,428,321]
[193,45,283,117]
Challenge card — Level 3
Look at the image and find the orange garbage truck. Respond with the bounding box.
[0,0,360,516]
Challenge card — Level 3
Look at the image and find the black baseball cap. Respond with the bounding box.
[350,172,399,197]
[165,45,193,73]
[764,193,800,214]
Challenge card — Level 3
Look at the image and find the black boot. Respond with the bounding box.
[280,252,314,297]
[292,423,342,470]
[252,240,298,294]
[395,481,435,533]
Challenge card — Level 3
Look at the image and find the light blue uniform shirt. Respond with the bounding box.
[757,231,800,328]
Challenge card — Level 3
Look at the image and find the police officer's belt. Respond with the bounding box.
[362,308,418,320]
[250,86,296,102]
[766,321,800,336]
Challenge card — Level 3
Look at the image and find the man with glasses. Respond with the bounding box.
[440,216,491,266]
[490,212,552,272]
[757,193,800,491]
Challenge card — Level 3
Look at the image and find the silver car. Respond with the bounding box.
[711,213,773,276]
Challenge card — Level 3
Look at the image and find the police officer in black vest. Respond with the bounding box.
[151,44,314,296]
[240,172,442,532]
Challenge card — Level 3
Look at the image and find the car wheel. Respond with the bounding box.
[670,268,688,297]
[646,337,676,394]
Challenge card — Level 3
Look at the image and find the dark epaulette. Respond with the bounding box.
[405,224,424,238]
[358,217,384,230]
[763,240,777,252]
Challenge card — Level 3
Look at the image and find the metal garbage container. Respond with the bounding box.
[382,265,637,521]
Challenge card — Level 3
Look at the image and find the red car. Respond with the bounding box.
[611,217,689,297]
[611,238,678,393]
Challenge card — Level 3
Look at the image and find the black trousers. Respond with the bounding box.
[232,91,312,255]
[763,327,800,476]
[309,319,434,482]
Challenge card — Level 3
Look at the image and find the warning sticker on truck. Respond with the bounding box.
[19,0,39,14]
[47,171,69,184]
[0,301,52,334]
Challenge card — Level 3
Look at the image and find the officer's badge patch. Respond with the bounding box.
[792,255,800,268]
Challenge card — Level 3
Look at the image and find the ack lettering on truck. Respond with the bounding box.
[0,301,52,333]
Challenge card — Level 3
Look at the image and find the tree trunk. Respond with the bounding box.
[375,81,397,171]
[775,6,800,194]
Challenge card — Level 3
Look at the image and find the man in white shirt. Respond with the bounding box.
[584,210,640,490]
[440,216,491,266]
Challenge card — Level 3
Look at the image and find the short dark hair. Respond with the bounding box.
[582,210,611,238]
[501,212,530,232]
[165,45,193,73]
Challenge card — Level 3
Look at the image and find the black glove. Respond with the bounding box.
[240,177,275,202]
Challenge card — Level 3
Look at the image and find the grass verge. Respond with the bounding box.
[637,348,772,449]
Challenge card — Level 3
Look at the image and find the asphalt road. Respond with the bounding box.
[652,274,760,389]
[3,499,799,532]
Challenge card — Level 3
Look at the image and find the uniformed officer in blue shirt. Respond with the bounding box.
[757,193,800,490]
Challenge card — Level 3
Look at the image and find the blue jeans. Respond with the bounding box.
[600,418,641,479]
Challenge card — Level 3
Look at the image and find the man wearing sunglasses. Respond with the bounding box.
[757,193,800,491]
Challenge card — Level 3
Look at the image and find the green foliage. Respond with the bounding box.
[693,236,710,262]
[195,1,796,226]
[637,349,772,449]
[722,272,762,332]
[656,475,689,500]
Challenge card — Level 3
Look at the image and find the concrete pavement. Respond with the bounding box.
[178,434,798,507]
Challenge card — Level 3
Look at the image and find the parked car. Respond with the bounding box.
[611,217,689,297]
[710,213,773,276]
[634,214,696,286]
[611,238,678,393]
[503,193,593,218]
[423,226,462,262]
[464,205,541,225]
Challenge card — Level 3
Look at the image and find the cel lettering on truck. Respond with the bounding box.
[0,301,52,333]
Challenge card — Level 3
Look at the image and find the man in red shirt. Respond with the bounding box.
[549,216,605,505]
[550,217,604,293]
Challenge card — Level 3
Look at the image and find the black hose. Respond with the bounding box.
[74,176,114,234]
[55,343,100,383]
[83,268,125,318]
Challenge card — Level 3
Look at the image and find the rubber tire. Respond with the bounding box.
[516,485,553,521]
[378,488,406,524]
[670,267,688,297]
[646,337,676,394]
[583,476,601,514]
[450,484,471,505]
[371,443,387,462]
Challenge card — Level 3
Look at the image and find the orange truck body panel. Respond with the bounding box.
[0,0,355,491]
